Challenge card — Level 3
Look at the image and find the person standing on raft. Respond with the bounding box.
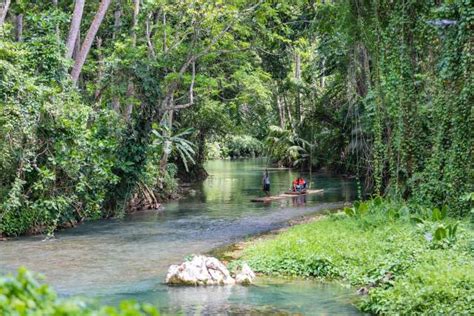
[262,170,271,196]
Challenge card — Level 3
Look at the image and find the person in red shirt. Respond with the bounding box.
[296,177,306,192]
[292,178,298,192]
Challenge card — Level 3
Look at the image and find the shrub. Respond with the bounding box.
[0,41,124,236]
[226,135,263,159]
[0,268,160,316]
[205,142,226,160]
[360,250,474,315]
[205,135,263,160]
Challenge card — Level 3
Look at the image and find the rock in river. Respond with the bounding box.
[166,255,236,286]
[235,262,256,285]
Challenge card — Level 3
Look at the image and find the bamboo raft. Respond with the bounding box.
[251,189,323,202]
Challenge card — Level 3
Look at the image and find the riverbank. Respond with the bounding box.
[211,212,330,263]
[0,183,195,239]
[221,200,474,315]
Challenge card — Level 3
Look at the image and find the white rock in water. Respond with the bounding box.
[166,255,235,286]
[235,262,256,285]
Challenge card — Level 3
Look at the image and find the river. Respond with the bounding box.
[0,159,361,315]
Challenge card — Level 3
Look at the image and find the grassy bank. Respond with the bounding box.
[238,199,474,315]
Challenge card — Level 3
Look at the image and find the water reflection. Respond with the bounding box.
[99,277,360,315]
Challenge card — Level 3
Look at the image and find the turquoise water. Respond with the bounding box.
[0,159,360,315]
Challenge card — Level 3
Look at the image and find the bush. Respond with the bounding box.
[1,27,193,236]
[0,41,125,236]
[360,252,474,315]
[0,268,160,316]
[205,141,227,160]
[205,135,263,160]
[226,135,263,159]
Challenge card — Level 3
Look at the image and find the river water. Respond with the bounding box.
[0,159,361,315]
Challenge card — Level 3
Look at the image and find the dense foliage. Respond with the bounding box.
[0,1,472,227]
[241,199,474,314]
[0,0,275,235]
[0,268,159,315]
[207,135,264,159]
[0,39,123,236]
[0,1,472,314]
[254,1,473,215]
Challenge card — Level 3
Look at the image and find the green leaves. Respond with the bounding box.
[152,126,196,172]
[344,200,369,218]
[432,206,448,221]
[433,222,458,243]
[0,268,161,315]
[265,125,310,167]
[344,207,355,217]
[0,39,124,236]
[243,200,474,315]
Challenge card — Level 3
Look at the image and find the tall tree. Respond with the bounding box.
[294,50,302,123]
[112,2,122,40]
[0,0,11,26]
[14,13,22,41]
[124,0,140,122]
[71,0,111,84]
[65,0,85,59]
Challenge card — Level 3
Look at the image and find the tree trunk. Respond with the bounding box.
[71,0,111,85]
[0,0,11,27]
[65,0,84,59]
[52,0,60,42]
[112,97,121,113]
[94,37,103,102]
[15,14,22,42]
[72,27,80,60]
[284,93,293,128]
[162,11,167,53]
[130,0,139,45]
[146,12,156,58]
[124,82,134,120]
[277,94,285,128]
[320,57,326,88]
[112,5,122,40]
[159,109,174,174]
[294,50,302,123]
[124,0,139,121]
[110,3,122,114]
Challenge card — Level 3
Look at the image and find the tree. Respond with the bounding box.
[71,0,111,84]
[124,0,140,122]
[14,12,22,41]
[65,0,84,59]
[0,0,11,27]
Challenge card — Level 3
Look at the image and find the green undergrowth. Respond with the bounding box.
[0,268,159,316]
[240,199,474,315]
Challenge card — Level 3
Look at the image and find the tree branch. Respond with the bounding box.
[160,0,263,111]
[169,59,196,110]
[146,13,156,59]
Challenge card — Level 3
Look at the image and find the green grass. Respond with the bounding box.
[240,202,474,315]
